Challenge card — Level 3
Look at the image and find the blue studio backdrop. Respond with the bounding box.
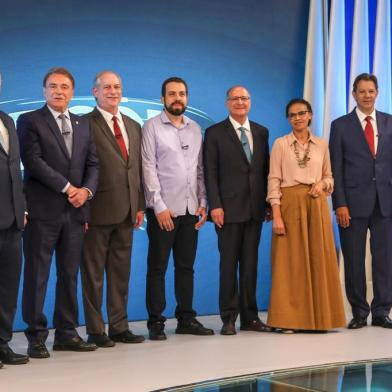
[0,0,310,330]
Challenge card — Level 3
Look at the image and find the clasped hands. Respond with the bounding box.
[66,185,89,208]
[308,180,332,198]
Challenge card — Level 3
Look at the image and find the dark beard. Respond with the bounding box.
[164,102,186,116]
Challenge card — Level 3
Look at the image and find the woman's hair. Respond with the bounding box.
[286,98,313,126]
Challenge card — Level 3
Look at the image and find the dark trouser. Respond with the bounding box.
[340,201,392,319]
[22,208,84,343]
[216,220,262,325]
[146,209,197,326]
[81,215,133,336]
[0,224,22,347]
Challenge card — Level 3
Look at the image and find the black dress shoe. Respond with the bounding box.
[53,336,97,351]
[0,346,29,365]
[220,322,236,335]
[109,330,145,344]
[176,318,214,336]
[88,333,115,348]
[28,342,50,359]
[372,316,392,328]
[240,319,273,332]
[148,322,167,341]
[347,317,367,329]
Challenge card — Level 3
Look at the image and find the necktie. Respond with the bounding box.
[239,127,252,163]
[364,116,375,157]
[112,116,128,161]
[58,114,73,158]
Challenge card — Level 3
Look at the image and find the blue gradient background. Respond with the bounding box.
[0,0,310,330]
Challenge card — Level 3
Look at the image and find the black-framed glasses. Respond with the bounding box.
[288,110,310,119]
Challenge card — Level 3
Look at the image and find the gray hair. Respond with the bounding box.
[225,85,250,100]
[93,70,122,88]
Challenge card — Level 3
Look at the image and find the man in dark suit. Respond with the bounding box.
[204,86,271,335]
[81,71,145,347]
[0,73,29,367]
[17,67,99,358]
[330,73,392,329]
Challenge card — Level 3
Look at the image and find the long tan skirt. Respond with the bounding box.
[267,184,346,330]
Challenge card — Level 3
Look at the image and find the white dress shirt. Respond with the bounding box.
[229,116,253,153]
[97,106,129,153]
[356,107,378,153]
[47,105,73,136]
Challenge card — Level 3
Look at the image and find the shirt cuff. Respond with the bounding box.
[153,199,168,215]
[199,199,207,209]
[269,198,281,206]
[83,187,93,200]
[62,182,71,193]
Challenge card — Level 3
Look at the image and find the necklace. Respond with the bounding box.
[293,140,311,168]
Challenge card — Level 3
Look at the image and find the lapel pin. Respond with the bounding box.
[75,121,79,125]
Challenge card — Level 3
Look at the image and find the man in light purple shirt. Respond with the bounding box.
[142,76,214,340]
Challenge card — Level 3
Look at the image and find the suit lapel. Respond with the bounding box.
[249,123,259,167]
[122,115,137,167]
[348,110,374,158]
[225,119,250,165]
[0,111,20,159]
[375,111,387,159]
[69,113,81,161]
[92,108,127,165]
[41,105,70,160]
[0,112,9,156]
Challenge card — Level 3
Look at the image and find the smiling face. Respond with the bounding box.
[225,86,251,124]
[287,102,312,133]
[93,72,122,115]
[161,81,188,116]
[43,73,74,113]
[352,80,378,115]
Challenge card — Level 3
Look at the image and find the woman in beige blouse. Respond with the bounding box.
[266,98,346,332]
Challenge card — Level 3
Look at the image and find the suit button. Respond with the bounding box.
[372,177,376,181]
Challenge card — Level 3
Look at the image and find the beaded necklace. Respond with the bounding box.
[292,140,311,168]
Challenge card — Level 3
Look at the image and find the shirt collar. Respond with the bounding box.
[356,107,376,123]
[47,105,70,120]
[160,110,190,127]
[288,130,318,146]
[229,116,250,132]
[97,105,121,123]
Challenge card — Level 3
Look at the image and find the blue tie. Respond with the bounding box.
[239,127,252,163]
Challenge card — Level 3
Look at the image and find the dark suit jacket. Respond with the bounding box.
[203,118,269,223]
[84,108,145,225]
[330,109,392,218]
[17,105,99,222]
[0,111,25,230]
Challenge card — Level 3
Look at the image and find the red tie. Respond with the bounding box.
[112,116,128,161]
[364,116,375,157]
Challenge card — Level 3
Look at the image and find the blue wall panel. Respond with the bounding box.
[0,0,309,330]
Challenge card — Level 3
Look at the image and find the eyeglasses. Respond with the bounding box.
[288,110,310,119]
[227,96,251,102]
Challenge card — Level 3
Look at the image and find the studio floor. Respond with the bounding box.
[2,313,391,392]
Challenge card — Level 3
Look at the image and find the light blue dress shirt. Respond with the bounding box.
[141,110,207,217]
